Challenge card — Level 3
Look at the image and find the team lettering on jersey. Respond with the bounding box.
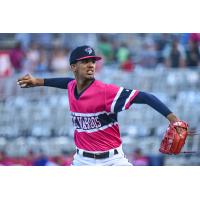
[71,111,118,133]
[72,114,101,130]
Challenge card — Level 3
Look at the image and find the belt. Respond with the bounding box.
[76,149,119,159]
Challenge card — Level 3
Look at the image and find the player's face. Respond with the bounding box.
[72,58,96,80]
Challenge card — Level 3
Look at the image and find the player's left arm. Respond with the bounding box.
[131,91,179,123]
[132,91,189,155]
[106,85,179,123]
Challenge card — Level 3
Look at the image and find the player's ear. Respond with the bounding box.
[71,64,77,72]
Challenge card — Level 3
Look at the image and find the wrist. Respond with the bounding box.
[167,113,179,123]
[36,78,44,86]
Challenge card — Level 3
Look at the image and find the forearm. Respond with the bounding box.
[44,78,74,89]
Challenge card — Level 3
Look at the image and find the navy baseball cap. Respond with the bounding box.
[69,45,102,65]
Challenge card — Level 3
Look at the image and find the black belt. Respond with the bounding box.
[76,149,119,159]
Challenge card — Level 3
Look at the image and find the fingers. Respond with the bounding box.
[17,74,33,88]
[17,74,31,82]
[17,81,28,88]
[17,79,31,88]
[19,83,28,88]
[18,79,30,84]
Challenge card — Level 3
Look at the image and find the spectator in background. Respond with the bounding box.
[139,41,157,68]
[116,43,130,64]
[110,40,118,63]
[0,150,14,166]
[154,33,170,65]
[23,42,40,73]
[164,38,186,68]
[97,34,113,64]
[120,54,135,72]
[0,150,6,165]
[51,151,74,166]
[0,51,13,77]
[131,148,149,166]
[180,33,190,47]
[15,33,31,50]
[35,46,49,73]
[50,47,69,74]
[32,150,57,166]
[22,150,36,166]
[9,42,25,73]
[189,33,200,43]
[185,40,200,68]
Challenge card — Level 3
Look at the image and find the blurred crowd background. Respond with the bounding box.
[1,33,200,76]
[0,33,200,166]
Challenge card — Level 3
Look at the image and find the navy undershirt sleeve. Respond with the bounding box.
[44,78,74,89]
[131,91,172,117]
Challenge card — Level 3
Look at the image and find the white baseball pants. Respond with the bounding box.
[72,145,132,166]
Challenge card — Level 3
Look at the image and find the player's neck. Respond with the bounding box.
[76,78,94,94]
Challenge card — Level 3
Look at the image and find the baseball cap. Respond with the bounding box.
[69,45,102,65]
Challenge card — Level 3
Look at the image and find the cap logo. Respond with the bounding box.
[85,47,93,55]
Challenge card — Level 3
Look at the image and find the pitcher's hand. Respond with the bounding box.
[17,74,44,88]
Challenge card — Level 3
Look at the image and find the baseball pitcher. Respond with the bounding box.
[17,45,189,166]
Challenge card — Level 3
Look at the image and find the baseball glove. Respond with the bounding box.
[159,121,189,155]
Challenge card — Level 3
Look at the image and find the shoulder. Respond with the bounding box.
[93,79,107,90]
[95,80,119,90]
[68,79,76,88]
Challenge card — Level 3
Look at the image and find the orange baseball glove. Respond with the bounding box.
[159,121,189,155]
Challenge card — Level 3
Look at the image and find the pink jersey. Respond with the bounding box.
[67,79,139,151]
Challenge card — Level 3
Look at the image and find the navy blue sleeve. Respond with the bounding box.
[44,78,74,89]
[131,91,172,117]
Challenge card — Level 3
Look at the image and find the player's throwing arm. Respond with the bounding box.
[17,74,44,88]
